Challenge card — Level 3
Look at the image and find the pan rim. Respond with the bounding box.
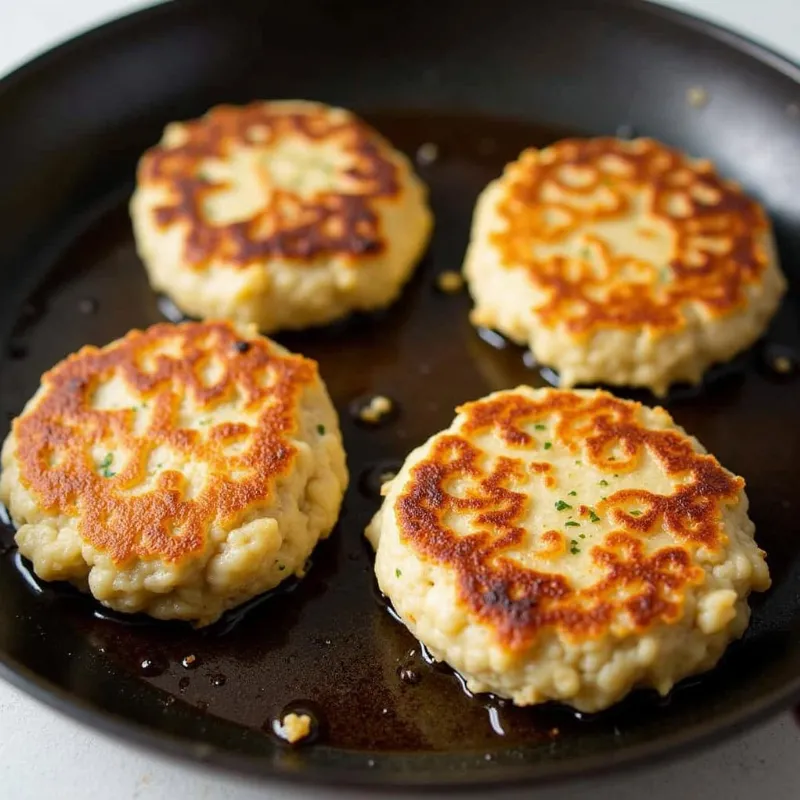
[1,0,800,790]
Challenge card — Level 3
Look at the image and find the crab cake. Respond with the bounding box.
[131,100,432,333]
[366,386,770,712]
[0,320,347,625]
[464,137,786,395]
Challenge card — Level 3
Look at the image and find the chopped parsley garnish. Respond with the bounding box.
[588,510,601,523]
[575,459,582,466]
[544,442,552,450]
[580,246,591,259]
[629,510,642,516]
[569,540,581,555]
[555,500,572,511]
[156,463,163,469]
[534,423,547,430]
[317,424,326,435]
[199,418,211,426]
[568,490,577,497]
[599,479,609,487]
[98,453,115,478]
[395,568,402,578]
[579,534,586,539]
[565,521,580,527]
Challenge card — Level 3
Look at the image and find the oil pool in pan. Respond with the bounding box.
[0,111,796,754]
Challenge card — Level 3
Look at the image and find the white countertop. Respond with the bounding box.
[1,1,800,798]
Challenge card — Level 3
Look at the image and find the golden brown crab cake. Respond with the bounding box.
[366,386,770,712]
[464,137,786,395]
[131,100,432,333]
[0,321,347,625]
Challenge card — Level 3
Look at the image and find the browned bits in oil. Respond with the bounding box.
[210,673,227,687]
[773,355,794,375]
[181,654,199,669]
[436,270,465,293]
[763,344,797,379]
[396,389,741,651]
[178,677,190,692]
[273,711,316,744]
[353,394,395,426]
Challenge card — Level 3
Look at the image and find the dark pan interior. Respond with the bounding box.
[2,0,800,789]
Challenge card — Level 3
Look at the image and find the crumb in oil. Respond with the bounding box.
[436,271,464,293]
[359,395,394,424]
[276,712,313,744]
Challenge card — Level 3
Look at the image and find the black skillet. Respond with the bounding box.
[2,0,800,790]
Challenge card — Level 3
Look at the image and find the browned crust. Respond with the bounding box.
[492,137,772,336]
[11,321,317,565]
[395,390,741,649]
[138,102,401,267]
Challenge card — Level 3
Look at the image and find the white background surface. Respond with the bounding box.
[1,1,800,798]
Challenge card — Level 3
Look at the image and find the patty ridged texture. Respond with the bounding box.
[367,386,770,711]
[0,320,348,625]
[131,100,432,333]
[464,137,786,395]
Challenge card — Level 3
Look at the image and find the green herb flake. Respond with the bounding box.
[579,533,586,539]
[156,463,163,469]
[588,510,601,523]
[534,423,547,430]
[98,453,116,478]
[199,418,212,426]
[555,500,572,511]
[569,540,581,555]
[599,479,609,487]
[565,521,580,528]
[395,568,402,578]
[575,459,582,466]
[544,442,552,450]
[629,510,642,517]
[568,490,577,497]
[317,424,326,435]
[580,246,592,259]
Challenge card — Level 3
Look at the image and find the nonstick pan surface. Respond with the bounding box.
[2,0,800,790]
